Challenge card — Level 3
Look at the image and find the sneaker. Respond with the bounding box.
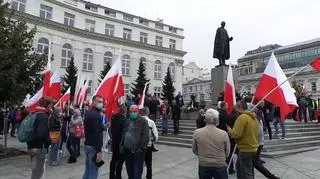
[280,136,285,139]
[59,150,63,154]
[67,157,77,164]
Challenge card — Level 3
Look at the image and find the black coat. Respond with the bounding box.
[111,113,126,153]
[84,107,104,153]
[217,109,228,132]
[171,104,181,120]
[196,115,206,129]
[27,111,51,149]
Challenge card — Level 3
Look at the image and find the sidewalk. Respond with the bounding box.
[1,136,320,179]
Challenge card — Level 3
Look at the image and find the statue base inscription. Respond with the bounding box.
[211,65,229,105]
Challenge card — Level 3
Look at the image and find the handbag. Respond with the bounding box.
[73,123,85,138]
[50,131,60,144]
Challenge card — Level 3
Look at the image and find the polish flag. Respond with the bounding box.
[138,83,149,109]
[224,64,236,114]
[254,53,298,120]
[73,75,83,106]
[78,79,89,108]
[94,54,124,119]
[27,70,61,112]
[55,87,71,109]
[310,57,320,72]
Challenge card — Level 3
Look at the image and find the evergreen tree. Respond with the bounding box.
[161,67,175,105]
[0,0,46,104]
[130,59,150,98]
[98,62,111,84]
[62,56,78,101]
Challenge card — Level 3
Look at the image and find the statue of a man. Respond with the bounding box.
[213,21,233,66]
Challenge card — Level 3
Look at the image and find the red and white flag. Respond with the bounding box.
[73,75,83,106]
[224,64,236,114]
[78,79,89,108]
[55,87,71,109]
[138,83,149,109]
[94,54,124,119]
[27,70,61,112]
[310,57,320,72]
[43,45,52,96]
[254,53,298,120]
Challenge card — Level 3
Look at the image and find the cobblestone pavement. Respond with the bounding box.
[1,136,320,179]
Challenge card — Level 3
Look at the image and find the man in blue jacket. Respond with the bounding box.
[82,95,104,179]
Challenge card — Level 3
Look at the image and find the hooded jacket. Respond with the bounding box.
[229,111,259,152]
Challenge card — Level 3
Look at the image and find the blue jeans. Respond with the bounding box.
[161,116,168,134]
[82,146,99,179]
[125,151,145,179]
[198,166,228,179]
[49,139,60,164]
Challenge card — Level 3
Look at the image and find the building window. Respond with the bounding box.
[122,54,130,75]
[169,26,177,33]
[104,51,113,68]
[154,60,161,80]
[140,32,148,43]
[87,80,93,94]
[105,23,114,36]
[311,82,317,92]
[85,19,95,32]
[64,12,75,27]
[123,28,132,40]
[200,85,203,91]
[169,39,176,49]
[83,48,93,71]
[168,62,175,81]
[246,86,252,94]
[189,86,192,92]
[61,43,73,68]
[124,84,130,96]
[154,87,161,99]
[85,3,97,12]
[155,23,163,30]
[139,19,149,26]
[40,4,52,20]
[105,9,116,17]
[155,36,163,47]
[195,86,198,91]
[37,37,49,54]
[12,0,26,12]
[123,14,133,22]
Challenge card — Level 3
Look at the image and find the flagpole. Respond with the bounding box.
[253,64,310,110]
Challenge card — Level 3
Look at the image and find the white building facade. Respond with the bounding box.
[182,62,202,83]
[182,75,212,106]
[7,0,186,98]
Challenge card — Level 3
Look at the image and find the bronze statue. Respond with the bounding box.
[213,21,233,66]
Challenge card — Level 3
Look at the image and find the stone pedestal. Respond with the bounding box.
[211,66,229,105]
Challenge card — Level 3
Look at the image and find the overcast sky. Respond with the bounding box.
[93,0,320,68]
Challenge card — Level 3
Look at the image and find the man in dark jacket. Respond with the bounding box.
[109,105,127,179]
[121,105,149,179]
[217,102,228,132]
[175,92,184,107]
[148,96,159,122]
[171,101,181,134]
[196,109,206,129]
[27,97,53,179]
[82,95,104,179]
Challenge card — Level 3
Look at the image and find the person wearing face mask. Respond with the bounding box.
[27,97,54,179]
[82,95,104,179]
[121,105,149,179]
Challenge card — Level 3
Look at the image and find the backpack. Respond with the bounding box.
[18,112,41,143]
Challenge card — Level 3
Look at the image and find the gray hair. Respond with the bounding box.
[205,108,220,125]
[140,107,150,116]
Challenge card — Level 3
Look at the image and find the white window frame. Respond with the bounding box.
[123,28,132,40]
[154,87,161,99]
[169,39,176,49]
[85,4,97,12]
[123,14,133,21]
[87,80,93,94]
[40,4,52,20]
[37,37,49,54]
[83,48,93,71]
[154,60,161,80]
[155,36,163,47]
[12,0,26,12]
[61,43,73,68]
[104,51,113,68]
[140,32,148,43]
[85,19,95,32]
[122,55,130,75]
[64,12,75,27]
[169,62,175,81]
[105,23,114,36]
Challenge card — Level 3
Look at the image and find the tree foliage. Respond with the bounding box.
[98,62,111,84]
[0,1,46,104]
[62,56,78,101]
[130,59,150,97]
[161,67,175,105]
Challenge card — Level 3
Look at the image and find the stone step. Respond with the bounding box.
[159,136,192,144]
[156,140,192,148]
[263,140,320,152]
[262,146,320,158]
[264,131,320,138]
[264,135,320,145]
